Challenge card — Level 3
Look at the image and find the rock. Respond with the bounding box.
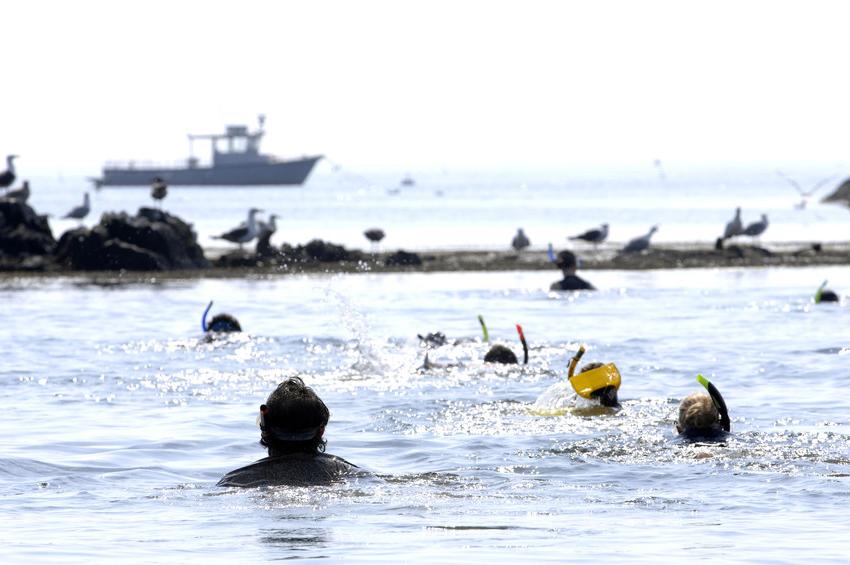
[0,198,55,258]
[385,250,422,266]
[55,208,208,271]
[304,239,360,262]
[822,177,850,205]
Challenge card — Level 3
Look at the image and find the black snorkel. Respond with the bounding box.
[697,374,731,432]
[516,324,529,365]
[201,300,213,333]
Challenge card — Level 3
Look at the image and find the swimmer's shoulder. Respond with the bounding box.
[217,452,358,488]
[550,275,595,291]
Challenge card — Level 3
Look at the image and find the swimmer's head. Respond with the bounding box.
[484,344,518,364]
[259,377,329,456]
[555,250,578,272]
[818,290,839,303]
[577,362,619,407]
[207,313,242,333]
[676,392,721,436]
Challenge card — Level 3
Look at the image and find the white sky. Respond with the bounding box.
[3,0,850,176]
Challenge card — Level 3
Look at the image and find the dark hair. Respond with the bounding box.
[260,377,329,455]
[484,344,518,364]
[556,250,577,270]
[208,313,242,332]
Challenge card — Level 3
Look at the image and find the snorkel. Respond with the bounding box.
[815,280,828,304]
[547,243,556,263]
[696,374,731,432]
[201,300,213,332]
[478,315,489,343]
[516,324,529,365]
[567,344,622,404]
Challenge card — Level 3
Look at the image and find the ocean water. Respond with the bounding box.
[23,164,850,253]
[1,266,849,562]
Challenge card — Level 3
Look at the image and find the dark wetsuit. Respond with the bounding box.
[551,275,595,291]
[218,453,357,487]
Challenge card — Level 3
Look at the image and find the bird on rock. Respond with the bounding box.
[0,155,19,190]
[512,228,530,251]
[743,214,769,238]
[723,207,744,240]
[63,193,91,222]
[213,208,263,249]
[569,223,609,246]
[621,225,658,253]
[5,180,30,203]
[150,177,167,208]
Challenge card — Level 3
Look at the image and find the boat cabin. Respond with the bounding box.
[188,115,271,167]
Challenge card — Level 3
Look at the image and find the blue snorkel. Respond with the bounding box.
[547,243,556,263]
[202,300,213,332]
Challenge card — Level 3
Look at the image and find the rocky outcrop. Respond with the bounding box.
[822,177,850,206]
[0,198,56,270]
[385,250,422,267]
[55,207,208,271]
[216,239,366,268]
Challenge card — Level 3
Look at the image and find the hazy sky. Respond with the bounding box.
[3,0,850,176]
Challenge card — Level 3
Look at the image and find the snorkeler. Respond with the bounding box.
[483,323,529,365]
[675,375,731,439]
[530,344,621,413]
[550,250,595,291]
[567,345,620,407]
[202,300,242,333]
[218,377,356,487]
[814,280,840,304]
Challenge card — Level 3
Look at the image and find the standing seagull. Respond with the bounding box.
[723,207,744,240]
[63,193,91,222]
[255,214,279,256]
[621,226,658,253]
[743,214,769,238]
[0,155,18,189]
[364,228,385,252]
[569,223,609,246]
[5,180,30,203]
[150,177,167,208]
[213,208,263,249]
[512,228,530,251]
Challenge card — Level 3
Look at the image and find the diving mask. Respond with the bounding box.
[567,345,621,399]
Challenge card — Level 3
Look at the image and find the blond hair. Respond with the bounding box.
[677,393,719,433]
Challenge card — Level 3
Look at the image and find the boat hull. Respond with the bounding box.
[100,156,322,187]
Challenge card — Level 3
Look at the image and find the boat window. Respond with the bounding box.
[231,136,247,153]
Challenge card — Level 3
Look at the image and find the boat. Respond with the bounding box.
[95,115,321,187]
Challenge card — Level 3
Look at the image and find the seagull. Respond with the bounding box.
[4,180,30,203]
[63,193,91,221]
[569,223,609,246]
[777,170,835,210]
[622,225,658,253]
[150,177,167,208]
[213,208,263,249]
[743,214,769,238]
[723,207,743,240]
[364,228,385,252]
[255,214,279,256]
[512,228,530,251]
[0,155,18,189]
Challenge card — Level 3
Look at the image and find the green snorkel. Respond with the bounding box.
[202,300,213,332]
[696,374,731,432]
[478,315,489,343]
[814,280,828,304]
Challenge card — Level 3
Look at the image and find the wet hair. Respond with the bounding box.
[260,377,330,455]
[677,393,720,435]
[556,250,577,270]
[819,290,839,303]
[580,362,619,407]
[484,344,518,364]
[208,313,242,333]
